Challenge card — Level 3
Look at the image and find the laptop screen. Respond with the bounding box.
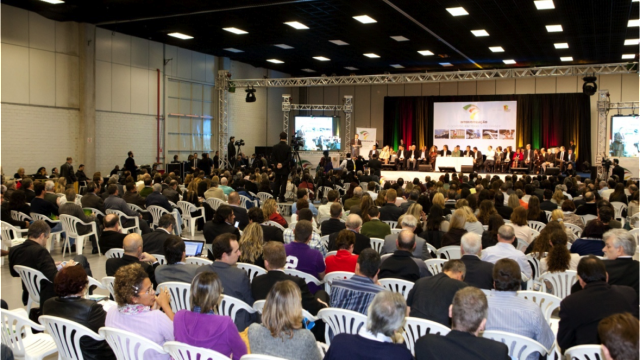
[183,240,205,257]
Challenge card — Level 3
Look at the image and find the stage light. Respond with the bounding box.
[582,76,598,96]
[284,21,309,29]
[622,54,636,59]
[546,25,563,32]
[246,86,256,102]
[446,7,468,16]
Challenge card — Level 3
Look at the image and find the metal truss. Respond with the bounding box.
[217,70,229,169]
[231,63,637,88]
[596,92,639,178]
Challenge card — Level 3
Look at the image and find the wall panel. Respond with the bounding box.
[496,79,516,94]
[515,78,536,94]
[111,64,131,112]
[458,81,477,95]
[28,12,55,52]
[477,80,496,95]
[130,37,149,68]
[440,82,458,96]
[131,67,149,114]
[95,61,112,111]
[388,84,405,97]
[111,32,131,66]
[405,84,422,96]
[29,49,56,106]
[1,5,28,47]
[95,28,112,62]
[1,43,30,104]
[370,85,387,136]
[56,53,80,108]
[535,77,556,94]
[55,21,79,56]
[556,76,578,93]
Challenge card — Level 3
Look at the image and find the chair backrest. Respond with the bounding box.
[177,201,196,219]
[564,345,604,360]
[163,341,231,360]
[263,221,285,232]
[240,355,288,360]
[283,268,323,286]
[236,262,267,282]
[59,214,82,237]
[515,238,529,252]
[185,257,213,266]
[579,214,598,226]
[256,192,274,204]
[530,229,540,240]
[99,327,167,360]
[102,277,116,299]
[370,238,385,253]
[630,228,639,243]
[30,212,61,229]
[147,205,169,227]
[158,282,191,313]
[1,221,25,241]
[317,308,367,346]
[105,248,125,258]
[390,228,402,234]
[216,295,256,323]
[1,309,46,358]
[515,291,562,323]
[481,330,548,360]
[524,254,541,280]
[87,276,106,291]
[325,250,338,258]
[379,278,415,300]
[239,195,254,209]
[539,270,578,300]
[320,235,330,251]
[323,271,355,294]
[206,198,226,211]
[436,245,461,259]
[11,210,32,222]
[382,220,397,228]
[544,211,553,222]
[13,265,50,306]
[564,223,583,238]
[528,221,546,232]
[402,317,451,356]
[127,203,147,213]
[39,315,104,360]
[424,259,447,275]
[154,254,166,265]
[317,341,329,357]
[610,202,628,220]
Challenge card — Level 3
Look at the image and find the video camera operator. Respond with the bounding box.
[228,136,236,168]
[273,132,292,202]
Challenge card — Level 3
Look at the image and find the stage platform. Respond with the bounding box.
[379,170,592,183]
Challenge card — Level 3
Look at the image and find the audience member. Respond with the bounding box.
[481,225,532,279]
[98,214,127,254]
[460,232,494,290]
[246,207,283,243]
[381,215,430,260]
[575,192,597,216]
[325,230,359,273]
[104,184,152,234]
[203,205,240,245]
[321,203,347,235]
[283,208,327,256]
[597,313,639,360]
[154,236,200,284]
[509,206,533,244]
[285,220,326,293]
[227,192,249,230]
[81,182,106,214]
[262,198,288,228]
[570,217,609,256]
[291,189,318,216]
[330,249,384,315]
[379,230,432,282]
[441,209,468,247]
[327,214,371,254]
[142,214,175,255]
[379,189,403,221]
[238,223,265,268]
[106,233,159,286]
[539,226,580,273]
[59,188,99,253]
[360,207,391,239]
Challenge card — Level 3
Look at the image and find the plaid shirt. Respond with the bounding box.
[330,275,384,315]
[283,228,327,256]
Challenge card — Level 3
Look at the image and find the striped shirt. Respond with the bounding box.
[283,228,327,256]
[330,275,384,315]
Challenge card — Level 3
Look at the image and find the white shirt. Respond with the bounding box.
[367,191,378,201]
[482,242,532,279]
[358,328,392,343]
[486,151,495,161]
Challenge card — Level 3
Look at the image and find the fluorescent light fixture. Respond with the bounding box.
[534,1,555,10]
[629,19,640,27]
[418,50,434,56]
[301,69,315,72]
[363,53,380,58]
[446,7,468,16]
[353,15,377,24]
[554,42,569,49]
[267,59,284,64]
[345,66,359,70]
[329,40,349,45]
[546,24,563,32]
[223,48,243,53]
[503,59,516,64]
[440,63,453,67]
[390,36,409,42]
[168,32,193,40]
[624,39,640,45]
[313,56,330,61]
[560,57,573,61]
[471,29,489,37]
[622,54,636,59]
[390,64,404,68]
[284,21,309,29]
[489,46,505,52]
[223,27,248,34]
[274,44,294,49]
[40,0,64,4]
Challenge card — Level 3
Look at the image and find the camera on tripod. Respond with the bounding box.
[291,136,304,151]
[235,139,245,147]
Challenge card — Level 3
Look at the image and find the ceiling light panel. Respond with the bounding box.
[274,44,294,49]
[440,63,453,67]
[168,32,193,39]
[534,1,555,10]
[329,40,349,45]
[503,59,516,64]
[353,15,377,24]
[622,54,636,59]
[40,0,64,4]
[446,7,468,16]
[629,19,640,27]
[554,43,569,49]
[546,25,563,32]
[489,46,504,52]
[345,67,359,70]
[560,57,573,61]
[390,36,409,42]
[390,64,404,68]
[624,39,640,45]
[267,59,284,63]
[284,21,309,29]
[418,50,434,56]
[223,27,248,34]
[471,29,489,37]
[363,53,380,58]
[313,56,330,61]
[301,69,315,72]
[223,48,243,53]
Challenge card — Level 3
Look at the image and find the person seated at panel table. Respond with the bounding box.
[418,146,429,164]
[494,146,504,172]
[511,148,524,168]
[440,145,451,157]
[429,146,439,168]
[380,146,391,164]
[451,146,463,157]
[463,146,473,157]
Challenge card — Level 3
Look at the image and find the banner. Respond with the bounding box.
[356,127,378,159]
[433,101,517,152]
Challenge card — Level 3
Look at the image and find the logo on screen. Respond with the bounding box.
[503,105,511,112]
[462,104,479,120]
[359,131,369,139]
[300,160,312,169]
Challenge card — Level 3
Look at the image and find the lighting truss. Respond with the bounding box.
[217,70,229,170]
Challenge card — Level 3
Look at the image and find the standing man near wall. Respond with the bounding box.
[60,157,77,188]
[124,151,138,178]
[228,136,237,169]
[273,132,291,203]
[350,134,362,158]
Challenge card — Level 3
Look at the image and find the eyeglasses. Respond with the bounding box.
[133,284,154,296]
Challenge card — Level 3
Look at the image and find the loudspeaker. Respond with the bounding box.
[418,164,432,172]
[545,167,560,176]
[461,165,474,173]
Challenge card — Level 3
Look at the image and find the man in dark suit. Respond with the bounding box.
[406,145,418,170]
[228,137,237,169]
[60,157,77,185]
[350,134,362,158]
[228,192,249,230]
[575,192,598,216]
[106,233,160,286]
[328,214,371,254]
[556,146,567,171]
[162,180,180,204]
[198,153,213,177]
[395,146,407,170]
[494,193,513,221]
[463,145,473,158]
[22,178,36,203]
[566,149,576,172]
[558,256,638,352]
[612,159,625,184]
[203,205,241,246]
[522,144,534,171]
[124,151,137,178]
[142,214,175,255]
[81,183,106,214]
[123,182,147,209]
[440,145,452,157]
[378,189,404,222]
[99,214,127,255]
[321,203,347,236]
[460,233,494,290]
[415,287,510,360]
[367,154,382,178]
[154,236,200,284]
[247,208,283,243]
[472,147,483,172]
[379,231,432,282]
[539,189,557,211]
[146,184,173,212]
[400,190,419,213]
[381,215,430,260]
[272,132,291,202]
[368,145,380,160]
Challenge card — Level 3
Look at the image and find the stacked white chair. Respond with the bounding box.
[515,291,562,324]
[216,295,256,324]
[539,270,577,300]
[564,345,604,360]
[317,308,367,346]
[59,214,100,256]
[528,221,546,232]
[383,220,398,228]
[1,309,58,360]
[105,248,124,259]
[101,277,116,299]
[379,278,414,300]
[564,223,583,238]
[13,265,50,313]
[39,315,104,360]
[147,205,170,230]
[99,327,168,359]
[403,317,450,356]
[323,271,354,295]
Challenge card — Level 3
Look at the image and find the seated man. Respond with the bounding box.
[406,260,467,326]
[98,214,127,255]
[203,204,241,246]
[291,189,318,216]
[227,192,249,230]
[460,232,494,290]
[154,235,200,284]
[598,313,639,360]
[378,189,403,222]
[360,207,391,240]
[415,287,510,360]
[486,259,554,360]
[104,184,152,235]
[328,214,371,255]
[59,189,99,254]
[317,190,347,223]
[283,208,326,256]
[481,224,532,279]
[122,182,146,209]
[105,233,159,286]
[285,220,326,294]
[247,207,283,243]
[325,230,359,274]
[330,248,384,315]
[146,183,182,235]
[142,214,175,255]
[381,215,431,260]
[321,203,347,236]
[379,230,432,282]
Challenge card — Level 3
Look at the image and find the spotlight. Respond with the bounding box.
[582,76,598,96]
[245,86,256,102]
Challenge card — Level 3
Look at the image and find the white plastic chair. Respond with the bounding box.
[82,207,106,219]
[516,238,529,252]
[186,257,213,266]
[611,202,627,221]
[436,245,461,259]
[105,209,141,234]
[101,277,116,299]
[153,254,166,265]
[1,220,28,244]
[216,295,256,323]
[177,201,205,237]
[163,341,231,360]
[403,317,450,356]
[239,195,255,209]
[317,308,367,346]
[539,270,578,300]
[320,235,330,251]
[283,269,323,288]
[370,238,385,253]
[630,228,639,243]
[579,214,597,226]
[11,210,32,223]
[0,309,58,360]
[252,300,317,322]
[127,203,150,216]
[515,291,561,324]
[545,211,553,222]
[481,330,549,360]
[59,214,100,256]
[525,254,542,288]
[30,213,65,252]
[147,205,170,230]
[323,271,355,295]
[390,228,402,234]
[564,345,604,360]
[379,278,415,300]
[564,223,583,238]
[256,192,274,204]
[236,262,267,283]
[205,198,226,211]
[317,341,329,357]
[383,220,398,228]
[13,265,51,313]
[528,221,546,232]
[87,276,107,290]
[39,315,104,360]
[158,282,191,313]
[325,250,338,258]
[240,355,287,360]
[424,259,447,275]
[263,221,285,232]
[530,229,540,240]
[482,225,489,231]
[105,248,124,259]
[99,327,168,359]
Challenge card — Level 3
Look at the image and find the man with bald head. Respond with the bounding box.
[227,191,249,230]
[98,213,127,255]
[327,214,372,254]
[378,230,432,282]
[105,233,159,286]
[344,186,363,211]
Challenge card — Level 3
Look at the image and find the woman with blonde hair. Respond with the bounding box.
[55,177,67,194]
[398,203,425,233]
[432,192,446,210]
[174,272,247,359]
[441,209,468,247]
[375,189,387,207]
[238,223,265,268]
[510,207,533,244]
[507,193,521,209]
[380,146,391,164]
[262,198,287,228]
[247,280,322,360]
[551,190,565,206]
[461,206,484,235]
[551,209,577,242]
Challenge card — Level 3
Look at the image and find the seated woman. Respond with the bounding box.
[441,209,468,247]
[397,203,425,234]
[324,291,413,360]
[325,230,359,274]
[511,148,524,168]
[481,214,505,249]
[539,226,580,274]
[461,206,484,235]
[477,200,498,226]
[174,272,247,360]
[419,205,449,249]
[247,280,323,360]
[550,209,577,242]
[263,198,288,228]
[106,263,174,360]
[258,179,274,196]
[43,266,115,360]
[298,174,315,201]
[510,207,533,244]
[238,223,265,268]
[569,218,608,256]
[526,196,548,224]
[561,200,584,230]
[380,146,391,164]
